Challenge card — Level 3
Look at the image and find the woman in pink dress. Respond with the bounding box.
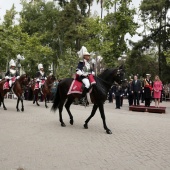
[153,75,162,107]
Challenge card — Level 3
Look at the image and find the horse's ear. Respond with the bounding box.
[118,65,124,70]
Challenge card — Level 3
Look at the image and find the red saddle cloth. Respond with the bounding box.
[3,81,10,90]
[11,77,16,83]
[41,79,45,85]
[67,80,83,95]
[34,82,39,90]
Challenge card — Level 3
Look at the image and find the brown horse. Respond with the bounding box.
[51,66,126,134]
[31,75,56,108]
[0,74,30,111]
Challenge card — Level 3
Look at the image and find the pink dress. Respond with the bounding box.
[153,81,162,99]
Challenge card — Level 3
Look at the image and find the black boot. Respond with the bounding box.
[82,87,88,97]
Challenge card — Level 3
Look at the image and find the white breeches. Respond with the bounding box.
[39,82,43,88]
[9,80,12,87]
[82,78,90,88]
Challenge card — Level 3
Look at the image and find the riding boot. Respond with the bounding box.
[82,87,89,97]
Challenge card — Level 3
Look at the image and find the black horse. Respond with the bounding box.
[51,66,125,134]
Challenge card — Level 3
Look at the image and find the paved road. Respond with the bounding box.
[0,99,170,170]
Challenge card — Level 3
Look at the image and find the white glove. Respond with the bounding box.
[5,76,11,79]
[16,76,20,79]
[45,77,47,80]
[36,78,40,82]
[76,69,83,76]
[92,71,95,76]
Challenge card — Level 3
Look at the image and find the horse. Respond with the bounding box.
[0,74,30,111]
[31,75,56,108]
[51,66,126,134]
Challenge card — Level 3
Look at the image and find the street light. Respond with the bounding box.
[118,53,127,63]
[17,54,25,75]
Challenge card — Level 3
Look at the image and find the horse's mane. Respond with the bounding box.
[98,68,117,79]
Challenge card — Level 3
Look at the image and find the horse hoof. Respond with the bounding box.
[61,123,66,127]
[33,101,35,104]
[21,108,24,112]
[17,109,20,112]
[37,104,40,106]
[4,108,7,110]
[84,124,88,129]
[45,106,48,108]
[70,120,74,125]
[106,129,112,134]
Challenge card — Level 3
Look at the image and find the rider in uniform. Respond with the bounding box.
[5,59,19,89]
[35,63,47,90]
[76,46,95,97]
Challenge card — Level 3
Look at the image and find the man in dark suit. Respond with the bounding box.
[127,79,133,106]
[131,75,141,106]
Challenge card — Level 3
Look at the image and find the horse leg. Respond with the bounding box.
[65,99,74,125]
[35,94,40,106]
[59,101,66,127]
[44,96,48,108]
[33,95,35,104]
[16,97,20,112]
[84,104,98,129]
[98,104,112,134]
[1,96,7,110]
[20,97,24,112]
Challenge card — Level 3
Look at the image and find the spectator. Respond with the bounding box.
[131,75,141,106]
[153,75,162,107]
[127,79,133,106]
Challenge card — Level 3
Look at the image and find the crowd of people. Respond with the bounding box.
[109,74,163,108]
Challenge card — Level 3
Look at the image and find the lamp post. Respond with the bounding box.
[17,54,25,75]
[118,53,127,64]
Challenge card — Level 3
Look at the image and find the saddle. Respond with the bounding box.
[67,74,96,95]
[34,79,45,90]
[3,81,10,90]
[3,77,16,90]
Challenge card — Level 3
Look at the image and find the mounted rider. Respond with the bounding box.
[5,59,19,89]
[76,46,96,97]
[35,63,47,90]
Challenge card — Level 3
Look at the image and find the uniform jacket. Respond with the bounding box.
[132,80,141,92]
[35,71,46,79]
[5,70,19,77]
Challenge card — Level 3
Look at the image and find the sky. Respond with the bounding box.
[0,0,142,42]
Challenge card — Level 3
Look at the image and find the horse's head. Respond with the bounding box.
[46,74,56,85]
[18,74,30,86]
[114,65,128,88]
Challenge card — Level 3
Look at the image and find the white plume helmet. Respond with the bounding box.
[38,63,43,70]
[9,59,16,67]
[77,46,90,59]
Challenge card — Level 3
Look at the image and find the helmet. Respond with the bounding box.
[9,59,16,67]
[38,63,43,70]
[77,46,90,59]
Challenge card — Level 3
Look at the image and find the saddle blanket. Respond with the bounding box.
[67,80,83,95]
[3,82,10,90]
[34,82,39,90]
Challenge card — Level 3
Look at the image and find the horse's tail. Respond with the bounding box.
[51,84,60,112]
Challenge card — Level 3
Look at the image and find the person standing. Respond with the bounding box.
[131,75,141,106]
[153,75,162,107]
[115,85,122,109]
[127,79,133,106]
[143,74,153,107]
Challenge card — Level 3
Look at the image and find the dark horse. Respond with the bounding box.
[0,74,30,111]
[31,75,56,108]
[51,66,125,134]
